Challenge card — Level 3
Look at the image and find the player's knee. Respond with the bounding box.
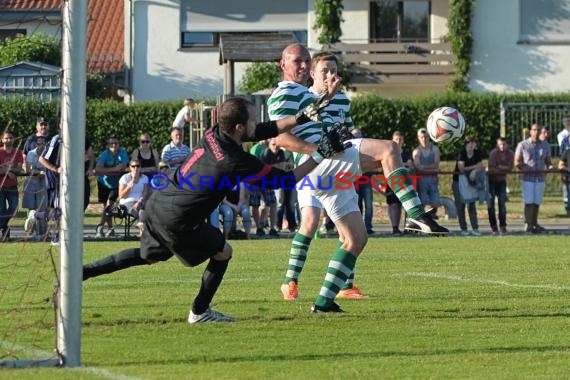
[342,234,367,255]
[214,242,233,261]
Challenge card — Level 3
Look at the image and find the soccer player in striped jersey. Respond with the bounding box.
[268,44,449,313]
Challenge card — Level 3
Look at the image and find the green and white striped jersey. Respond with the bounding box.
[267,81,332,144]
[309,87,354,130]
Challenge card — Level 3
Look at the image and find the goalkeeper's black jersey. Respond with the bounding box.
[148,124,292,232]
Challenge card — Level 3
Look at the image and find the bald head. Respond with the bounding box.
[280,43,311,85]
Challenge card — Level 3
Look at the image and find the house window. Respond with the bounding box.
[0,29,26,43]
[181,32,219,47]
[370,0,430,42]
[519,0,570,44]
[181,31,306,49]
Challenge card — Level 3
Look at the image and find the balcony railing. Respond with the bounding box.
[329,42,454,89]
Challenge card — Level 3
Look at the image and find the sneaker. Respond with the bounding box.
[471,229,481,236]
[337,286,368,299]
[188,308,235,324]
[105,228,116,238]
[24,210,37,232]
[391,228,401,235]
[310,302,344,313]
[404,214,449,235]
[95,224,104,238]
[534,224,546,233]
[367,229,376,235]
[500,226,508,235]
[491,227,499,236]
[268,228,279,237]
[280,281,299,301]
[50,234,60,246]
[460,230,470,236]
[256,228,265,237]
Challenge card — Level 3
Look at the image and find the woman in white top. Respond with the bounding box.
[119,159,150,235]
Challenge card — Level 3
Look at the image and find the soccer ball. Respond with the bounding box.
[426,107,465,143]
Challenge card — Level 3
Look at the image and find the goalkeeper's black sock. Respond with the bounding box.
[192,258,230,315]
[83,248,149,280]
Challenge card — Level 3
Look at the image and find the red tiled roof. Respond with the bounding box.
[0,0,124,73]
[0,0,62,8]
[86,0,124,73]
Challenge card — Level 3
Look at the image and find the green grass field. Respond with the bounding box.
[2,237,570,379]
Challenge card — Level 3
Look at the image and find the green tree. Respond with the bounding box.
[238,62,281,94]
[313,0,344,45]
[0,33,61,67]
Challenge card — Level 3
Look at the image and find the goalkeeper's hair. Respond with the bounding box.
[219,97,254,134]
[312,51,338,67]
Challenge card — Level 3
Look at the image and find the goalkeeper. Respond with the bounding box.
[83,96,346,324]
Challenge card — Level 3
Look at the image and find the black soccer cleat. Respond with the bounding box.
[310,302,345,314]
[405,213,449,236]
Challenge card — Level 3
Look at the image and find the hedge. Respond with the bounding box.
[352,91,570,159]
[2,92,570,160]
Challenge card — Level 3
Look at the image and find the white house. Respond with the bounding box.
[471,0,570,92]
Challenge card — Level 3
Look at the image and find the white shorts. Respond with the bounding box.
[521,180,545,204]
[296,139,362,222]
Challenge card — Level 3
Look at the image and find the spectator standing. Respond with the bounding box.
[514,124,553,234]
[161,127,191,171]
[412,128,441,212]
[558,134,570,217]
[452,136,484,236]
[0,131,23,241]
[557,116,570,155]
[22,136,48,237]
[172,97,196,130]
[131,133,159,181]
[387,131,414,235]
[23,117,51,162]
[487,138,514,235]
[95,136,129,238]
[351,129,375,235]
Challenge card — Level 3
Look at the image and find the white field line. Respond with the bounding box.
[399,272,570,291]
[0,341,142,380]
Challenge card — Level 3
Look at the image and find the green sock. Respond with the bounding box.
[336,240,355,291]
[315,248,357,308]
[386,167,424,219]
[283,233,312,284]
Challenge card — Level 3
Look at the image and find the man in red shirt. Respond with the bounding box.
[0,131,24,241]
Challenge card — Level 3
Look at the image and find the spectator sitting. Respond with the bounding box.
[119,159,150,237]
[95,136,129,238]
[161,127,191,171]
[131,133,159,182]
[219,186,251,240]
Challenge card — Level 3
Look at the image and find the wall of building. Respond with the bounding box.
[470,0,570,92]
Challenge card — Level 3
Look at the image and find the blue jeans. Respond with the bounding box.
[452,181,478,231]
[0,187,19,230]
[487,179,507,228]
[356,180,373,230]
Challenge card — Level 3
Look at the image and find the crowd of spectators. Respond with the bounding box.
[1,106,570,243]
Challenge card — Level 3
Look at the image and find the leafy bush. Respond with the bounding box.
[238,62,281,94]
[0,33,60,67]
